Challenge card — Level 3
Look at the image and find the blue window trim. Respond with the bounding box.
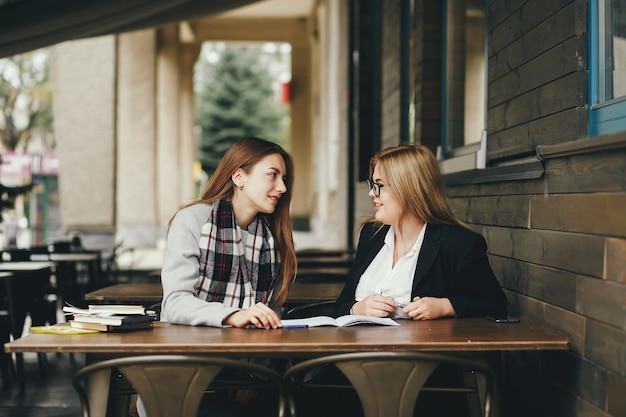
[588,0,626,136]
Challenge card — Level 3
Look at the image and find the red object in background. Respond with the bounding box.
[280,81,290,104]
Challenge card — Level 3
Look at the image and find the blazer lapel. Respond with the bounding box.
[354,226,387,280]
[411,224,441,292]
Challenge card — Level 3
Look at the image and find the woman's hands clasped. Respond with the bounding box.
[352,295,456,320]
[402,297,455,320]
[223,302,282,329]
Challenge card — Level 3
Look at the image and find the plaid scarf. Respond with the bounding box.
[197,200,277,308]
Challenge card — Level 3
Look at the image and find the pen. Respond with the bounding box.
[282,324,309,329]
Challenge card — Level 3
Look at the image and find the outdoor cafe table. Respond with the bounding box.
[5,318,568,356]
[5,318,568,417]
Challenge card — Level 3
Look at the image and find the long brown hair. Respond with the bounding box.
[362,144,465,232]
[171,137,296,306]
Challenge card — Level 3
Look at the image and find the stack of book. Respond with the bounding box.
[63,304,158,332]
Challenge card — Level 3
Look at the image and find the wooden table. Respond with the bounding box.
[5,318,568,355]
[85,283,162,304]
[5,318,568,417]
[31,252,101,263]
[84,282,345,306]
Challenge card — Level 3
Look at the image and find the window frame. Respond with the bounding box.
[437,0,488,173]
[588,0,626,137]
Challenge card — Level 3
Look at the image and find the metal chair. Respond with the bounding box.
[284,351,494,417]
[73,354,289,417]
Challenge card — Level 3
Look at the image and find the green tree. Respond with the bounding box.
[0,49,54,151]
[0,50,51,222]
[194,44,286,176]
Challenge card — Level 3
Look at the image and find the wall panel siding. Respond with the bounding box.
[543,350,609,411]
[605,238,626,284]
[489,36,586,107]
[488,1,585,81]
[577,277,626,329]
[488,0,530,29]
[450,195,530,228]
[531,194,626,236]
[488,72,587,133]
[544,150,626,193]
[489,0,572,56]
[607,374,626,416]
[488,107,588,159]
[482,227,605,277]
[543,303,585,354]
[585,319,626,376]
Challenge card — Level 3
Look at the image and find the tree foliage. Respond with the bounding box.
[194,44,287,176]
[0,49,54,151]
[0,50,51,222]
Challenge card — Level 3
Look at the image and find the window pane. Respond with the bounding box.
[603,0,626,101]
[443,0,486,151]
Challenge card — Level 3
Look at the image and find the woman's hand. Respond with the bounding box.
[223,302,282,329]
[351,295,397,317]
[403,297,455,320]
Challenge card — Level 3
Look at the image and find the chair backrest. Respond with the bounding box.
[73,354,288,417]
[8,248,31,261]
[284,351,493,417]
[52,240,71,253]
[283,300,336,319]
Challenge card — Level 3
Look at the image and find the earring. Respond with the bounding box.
[236,183,244,190]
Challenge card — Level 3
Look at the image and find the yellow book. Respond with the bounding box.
[30,322,99,335]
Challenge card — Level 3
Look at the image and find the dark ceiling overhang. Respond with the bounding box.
[0,0,261,58]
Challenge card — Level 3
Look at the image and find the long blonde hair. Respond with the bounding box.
[171,137,296,306]
[363,144,465,231]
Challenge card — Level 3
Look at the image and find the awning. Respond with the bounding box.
[0,0,261,57]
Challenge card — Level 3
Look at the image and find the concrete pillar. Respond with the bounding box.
[290,41,313,228]
[177,41,201,209]
[155,26,185,232]
[116,30,159,247]
[50,37,116,247]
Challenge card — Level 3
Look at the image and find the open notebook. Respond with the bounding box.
[281,315,399,328]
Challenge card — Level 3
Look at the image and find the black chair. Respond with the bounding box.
[283,300,336,319]
[73,355,289,417]
[7,248,31,262]
[284,351,494,417]
[0,291,15,389]
[30,244,52,259]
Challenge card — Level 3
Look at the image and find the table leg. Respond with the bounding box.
[3,277,25,391]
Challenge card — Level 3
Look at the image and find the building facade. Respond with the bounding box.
[49,1,624,416]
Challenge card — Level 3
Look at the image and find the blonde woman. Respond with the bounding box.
[335,144,508,320]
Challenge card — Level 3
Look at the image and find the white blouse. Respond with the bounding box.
[354,223,426,318]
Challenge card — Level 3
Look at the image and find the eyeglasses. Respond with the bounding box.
[367,179,385,197]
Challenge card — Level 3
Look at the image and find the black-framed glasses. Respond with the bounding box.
[367,179,385,197]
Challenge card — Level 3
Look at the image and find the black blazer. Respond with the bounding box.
[335,222,508,319]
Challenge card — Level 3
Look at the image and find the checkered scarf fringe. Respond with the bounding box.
[197,200,276,308]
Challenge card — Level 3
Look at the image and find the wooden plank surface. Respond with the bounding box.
[5,318,569,355]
